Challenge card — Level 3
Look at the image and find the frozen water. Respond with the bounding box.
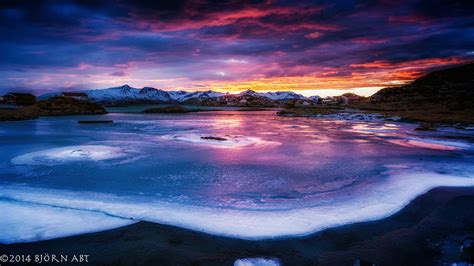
[161,133,275,148]
[1,166,473,241]
[0,199,134,244]
[309,111,401,122]
[388,137,472,150]
[0,110,473,243]
[11,145,130,166]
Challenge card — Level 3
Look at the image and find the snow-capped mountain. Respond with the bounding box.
[167,90,189,102]
[81,85,226,104]
[84,85,172,103]
[38,85,322,106]
[177,90,226,103]
[259,91,306,100]
[238,89,259,97]
[139,87,172,101]
[237,90,305,100]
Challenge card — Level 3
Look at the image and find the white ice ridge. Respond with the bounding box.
[388,137,472,151]
[11,145,129,166]
[1,167,473,243]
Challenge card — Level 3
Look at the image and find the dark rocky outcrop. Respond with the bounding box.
[279,63,474,124]
[0,107,39,122]
[36,97,107,116]
[357,63,474,123]
[201,136,227,141]
[0,97,107,122]
[371,63,474,110]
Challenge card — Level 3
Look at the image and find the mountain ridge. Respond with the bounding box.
[37,63,474,109]
[39,85,313,106]
[370,62,474,110]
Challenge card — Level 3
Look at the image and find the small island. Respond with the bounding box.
[201,136,228,141]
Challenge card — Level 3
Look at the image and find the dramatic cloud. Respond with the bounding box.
[0,0,473,95]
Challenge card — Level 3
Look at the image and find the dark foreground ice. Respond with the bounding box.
[0,110,473,243]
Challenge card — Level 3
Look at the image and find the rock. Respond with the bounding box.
[201,136,228,141]
[415,123,437,131]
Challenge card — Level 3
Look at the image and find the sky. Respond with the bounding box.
[0,0,473,97]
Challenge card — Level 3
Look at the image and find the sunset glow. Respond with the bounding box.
[1,1,473,96]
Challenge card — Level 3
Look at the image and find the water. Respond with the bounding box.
[1,110,474,243]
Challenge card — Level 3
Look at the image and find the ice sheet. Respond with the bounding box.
[1,112,474,243]
[1,166,473,242]
[0,199,133,244]
[161,134,275,148]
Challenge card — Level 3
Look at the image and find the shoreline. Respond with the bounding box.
[4,102,473,127]
[2,187,474,265]
[277,106,474,125]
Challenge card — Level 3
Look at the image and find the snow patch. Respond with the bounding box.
[234,258,281,266]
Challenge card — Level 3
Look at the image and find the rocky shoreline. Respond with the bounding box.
[278,63,474,125]
[0,107,39,122]
[2,187,474,265]
[0,97,107,122]
[277,106,474,125]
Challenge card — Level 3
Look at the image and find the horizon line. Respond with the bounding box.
[4,85,390,98]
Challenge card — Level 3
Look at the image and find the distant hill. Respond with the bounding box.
[356,63,474,123]
[39,86,314,107]
[371,63,474,110]
[279,63,474,124]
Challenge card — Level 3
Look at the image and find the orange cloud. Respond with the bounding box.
[185,57,468,96]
